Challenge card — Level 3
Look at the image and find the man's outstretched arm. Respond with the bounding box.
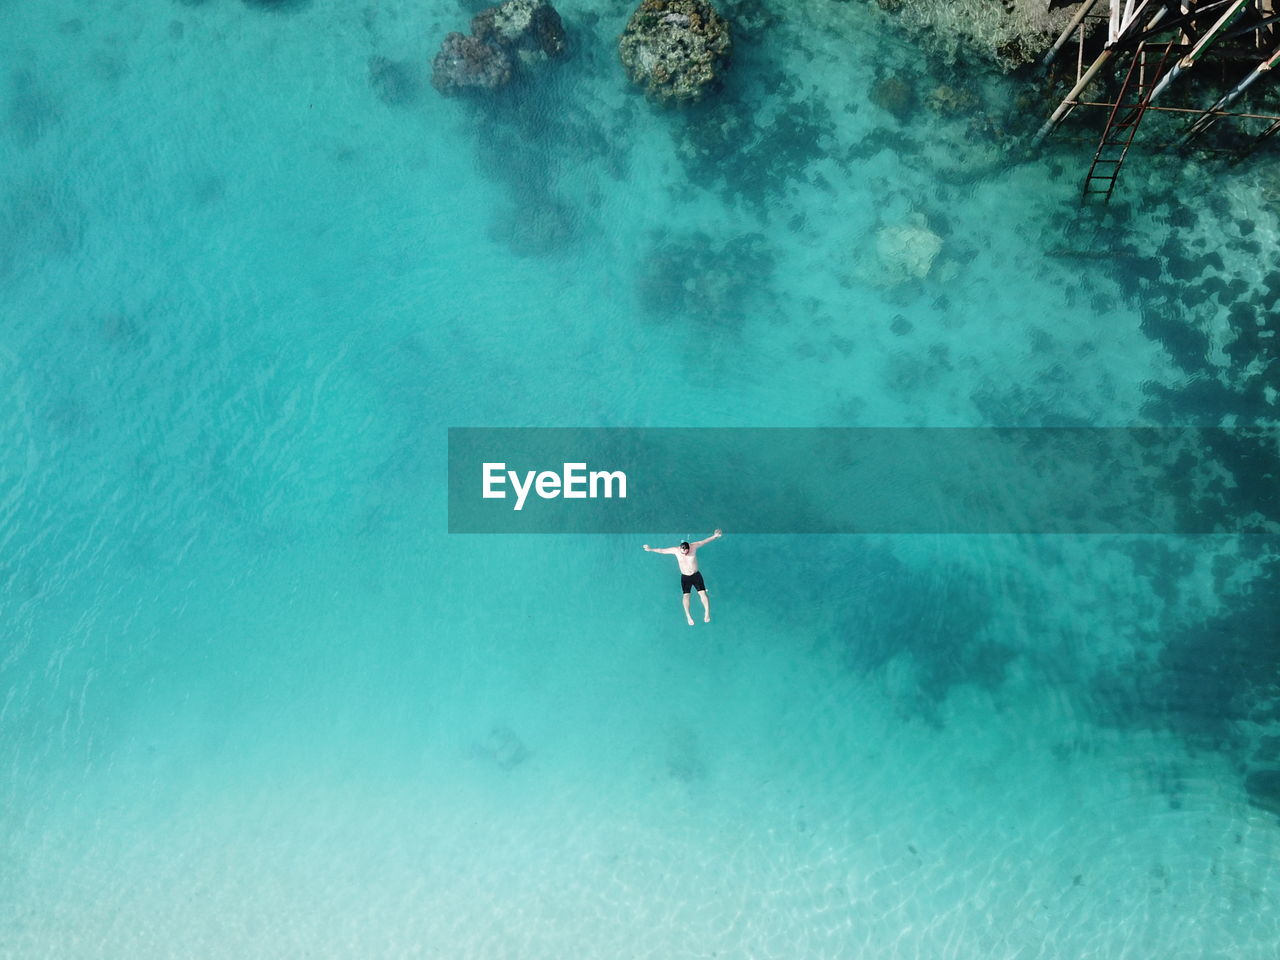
[690,529,723,548]
[643,545,678,554]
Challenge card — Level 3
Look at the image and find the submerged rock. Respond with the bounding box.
[472,0,566,63]
[926,83,979,116]
[875,214,943,284]
[880,0,1085,71]
[870,73,916,121]
[474,724,530,770]
[431,32,513,95]
[619,0,732,104]
[431,0,566,97]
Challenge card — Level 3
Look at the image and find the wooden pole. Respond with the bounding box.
[1043,0,1106,68]
[1033,2,1176,145]
[1147,0,1253,102]
[1033,48,1116,144]
[1177,42,1280,142]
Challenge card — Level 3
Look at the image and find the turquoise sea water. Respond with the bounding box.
[2,1,1278,956]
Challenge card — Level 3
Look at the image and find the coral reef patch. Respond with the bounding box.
[432,0,567,96]
[432,32,514,96]
[878,0,1088,69]
[473,0,567,63]
[619,0,732,104]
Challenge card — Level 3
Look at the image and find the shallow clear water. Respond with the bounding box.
[2,1,1278,957]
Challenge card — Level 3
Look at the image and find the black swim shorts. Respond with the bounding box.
[680,571,707,594]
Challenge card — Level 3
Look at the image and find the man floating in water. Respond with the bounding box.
[643,530,722,625]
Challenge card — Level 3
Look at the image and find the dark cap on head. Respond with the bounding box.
[679,541,690,551]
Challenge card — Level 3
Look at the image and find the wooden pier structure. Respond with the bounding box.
[1034,0,1280,200]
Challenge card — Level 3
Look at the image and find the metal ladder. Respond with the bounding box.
[1082,40,1174,203]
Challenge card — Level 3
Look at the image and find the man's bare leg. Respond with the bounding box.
[698,590,711,622]
[682,594,695,626]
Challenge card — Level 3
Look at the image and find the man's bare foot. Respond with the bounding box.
[704,613,711,622]
[686,616,695,626]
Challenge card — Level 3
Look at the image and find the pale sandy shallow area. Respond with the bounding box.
[6,693,1278,959]
[2,540,1277,959]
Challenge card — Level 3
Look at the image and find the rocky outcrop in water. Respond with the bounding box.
[877,0,1086,71]
[431,0,566,96]
[619,0,732,104]
[870,73,916,122]
[432,33,513,95]
[472,0,566,63]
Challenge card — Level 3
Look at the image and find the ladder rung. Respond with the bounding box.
[1077,39,1173,204]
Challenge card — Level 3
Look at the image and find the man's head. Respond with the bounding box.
[679,541,690,554]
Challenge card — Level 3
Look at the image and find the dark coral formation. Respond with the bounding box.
[472,0,566,62]
[431,0,566,97]
[870,73,917,121]
[673,92,833,208]
[619,0,732,104]
[432,32,514,96]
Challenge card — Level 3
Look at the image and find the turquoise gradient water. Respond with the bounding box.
[2,1,1278,957]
